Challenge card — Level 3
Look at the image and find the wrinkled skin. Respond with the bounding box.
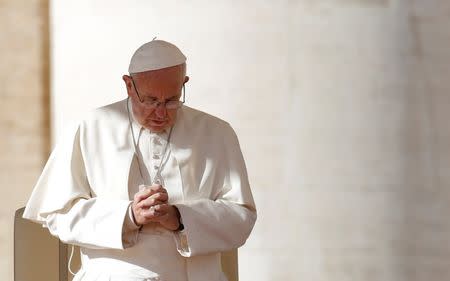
[122,63,189,133]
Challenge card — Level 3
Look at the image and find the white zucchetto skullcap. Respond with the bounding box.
[128,40,186,74]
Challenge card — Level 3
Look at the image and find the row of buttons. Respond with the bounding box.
[149,133,167,184]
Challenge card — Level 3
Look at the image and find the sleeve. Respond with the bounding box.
[122,204,141,248]
[22,122,133,250]
[172,124,257,257]
[45,198,132,249]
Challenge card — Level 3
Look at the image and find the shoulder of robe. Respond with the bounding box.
[79,99,128,129]
[57,99,130,151]
[180,105,234,134]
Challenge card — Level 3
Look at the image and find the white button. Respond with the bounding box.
[153,146,162,155]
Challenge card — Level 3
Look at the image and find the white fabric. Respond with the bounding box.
[128,40,186,74]
[23,99,256,281]
[119,110,188,279]
[129,109,172,187]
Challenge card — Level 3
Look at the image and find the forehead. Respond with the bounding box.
[132,67,185,99]
[132,64,185,82]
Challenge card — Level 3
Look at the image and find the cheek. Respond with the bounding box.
[134,107,145,118]
[134,105,153,120]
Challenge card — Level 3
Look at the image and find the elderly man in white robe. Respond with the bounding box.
[23,40,257,281]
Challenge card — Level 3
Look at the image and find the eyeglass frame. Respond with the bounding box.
[130,76,186,109]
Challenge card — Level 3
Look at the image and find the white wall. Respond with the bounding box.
[51,0,450,280]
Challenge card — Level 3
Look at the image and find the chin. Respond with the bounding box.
[150,127,164,132]
[147,125,168,132]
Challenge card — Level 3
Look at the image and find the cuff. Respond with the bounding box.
[122,203,140,248]
[172,204,191,257]
[124,203,141,231]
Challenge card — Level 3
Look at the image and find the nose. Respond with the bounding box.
[154,103,167,118]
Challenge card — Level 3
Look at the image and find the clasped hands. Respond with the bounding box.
[131,184,181,231]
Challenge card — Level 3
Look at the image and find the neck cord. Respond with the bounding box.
[126,97,173,185]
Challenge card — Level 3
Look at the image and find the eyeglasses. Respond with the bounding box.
[130,77,185,109]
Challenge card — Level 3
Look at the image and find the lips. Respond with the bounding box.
[149,119,167,126]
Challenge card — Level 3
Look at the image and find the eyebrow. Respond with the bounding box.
[144,94,180,101]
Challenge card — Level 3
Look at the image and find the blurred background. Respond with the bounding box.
[2,0,450,280]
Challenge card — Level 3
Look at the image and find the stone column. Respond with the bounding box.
[0,1,50,280]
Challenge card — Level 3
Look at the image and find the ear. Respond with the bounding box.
[184,76,190,84]
[122,75,133,97]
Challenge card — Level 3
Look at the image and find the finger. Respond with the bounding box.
[146,204,169,218]
[139,184,165,192]
[149,184,167,194]
[143,205,165,219]
[134,188,153,202]
[153,204,170,216]
[152,192,168,202]
[136,197,160,209]
[153,203,170,213]
[134,186,168,205]
[137,193,168,209]
[135,184,166,199]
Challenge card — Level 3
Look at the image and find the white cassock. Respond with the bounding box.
[23,99,257,281]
